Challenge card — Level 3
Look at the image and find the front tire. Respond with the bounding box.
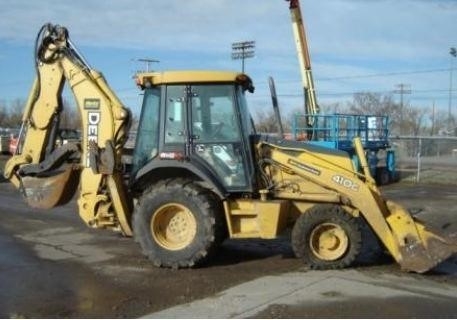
[376,167,390,185]
[291,204,362,270]
[133,179,224,268]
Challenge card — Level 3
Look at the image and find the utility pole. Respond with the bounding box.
[136,58,160,72]
[231,41,255,73]
[394,83,411,135]
[448,47,456,131]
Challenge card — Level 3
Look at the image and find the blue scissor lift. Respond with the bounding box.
[292,113,396,185]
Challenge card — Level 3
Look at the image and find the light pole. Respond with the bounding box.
[448,47,456,131]
[231,41,255,73]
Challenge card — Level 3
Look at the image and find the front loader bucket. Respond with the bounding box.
[20,165,80,209]
[384,201,457,273]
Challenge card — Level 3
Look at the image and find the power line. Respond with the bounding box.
[317,68,451,81]
[0,67,455,88]
[266,87,457,98]
[253,67,456,86]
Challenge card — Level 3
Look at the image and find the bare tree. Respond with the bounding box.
[402,106,428,136]
[348,92,398,115]
[59,98,81,129]
[0,100,8,127]
[0,99,25,128]
[7,99,25,128]
[254,109,283,134]
[347,92,405,135]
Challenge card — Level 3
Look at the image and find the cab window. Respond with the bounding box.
[190,84,248,188]
[132,87,160,172]
[164,85,186,143]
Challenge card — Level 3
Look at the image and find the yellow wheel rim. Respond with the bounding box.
[309,223,349,261]
[151,203,197,251]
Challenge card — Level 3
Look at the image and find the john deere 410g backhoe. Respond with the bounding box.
[4,23,457,272]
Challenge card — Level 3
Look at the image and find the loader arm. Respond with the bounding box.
[4,23,133,235]
[259,137,457,273]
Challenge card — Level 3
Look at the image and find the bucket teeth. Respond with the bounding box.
[383,200,457,273]
[398,226,457,273]
[20,165,80,209]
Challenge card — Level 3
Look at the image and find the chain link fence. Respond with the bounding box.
[390,136,457,185]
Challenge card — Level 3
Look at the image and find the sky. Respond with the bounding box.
[0,0,456,119]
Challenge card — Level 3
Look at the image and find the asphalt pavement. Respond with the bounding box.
[146,267,457,318]
[0,179,456,318]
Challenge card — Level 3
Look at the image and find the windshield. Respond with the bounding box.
[132,87,160,173]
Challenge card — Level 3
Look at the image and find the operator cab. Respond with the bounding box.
[132,71,256,194]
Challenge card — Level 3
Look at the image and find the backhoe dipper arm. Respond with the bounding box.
[287,0,319,126]
[4,23,133,235]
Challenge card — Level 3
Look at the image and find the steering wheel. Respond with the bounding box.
[210,122,224,139]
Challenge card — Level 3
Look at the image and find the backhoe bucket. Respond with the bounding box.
[20,165,80,209]
[384,201,457,273]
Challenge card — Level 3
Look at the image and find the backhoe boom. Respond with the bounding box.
[4,24,133,235]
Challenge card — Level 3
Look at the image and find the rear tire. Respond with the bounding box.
[133,178,224,268]
[291,204,362,270]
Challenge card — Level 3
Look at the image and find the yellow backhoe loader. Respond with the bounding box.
[4,23,456,272]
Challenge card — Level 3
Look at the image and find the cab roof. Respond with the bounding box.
[135,70,254,92]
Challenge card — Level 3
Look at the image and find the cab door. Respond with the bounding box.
[189,84,251,192]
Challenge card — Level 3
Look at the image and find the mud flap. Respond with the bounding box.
[20,165,80,209]
[385,201,457,273]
